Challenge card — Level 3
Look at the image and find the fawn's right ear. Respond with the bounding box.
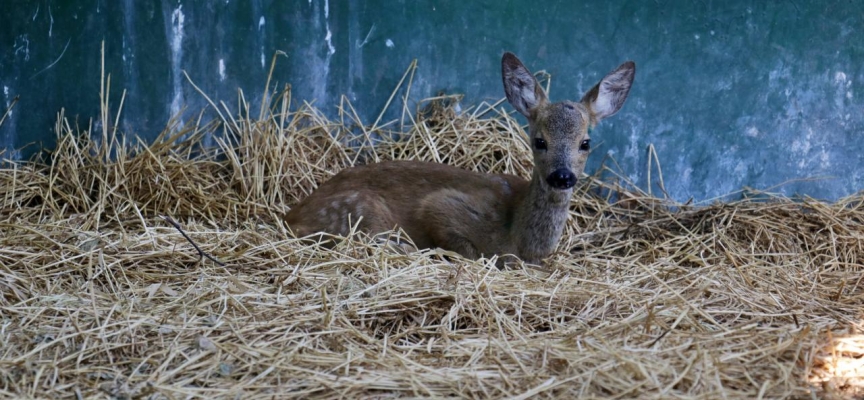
[502,52,549,118]
[580,61,636,124]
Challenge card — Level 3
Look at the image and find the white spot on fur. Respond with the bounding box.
[385,39,394,48]
[493,176,512,196]
[745,126,759,137]
[218,59,226,81]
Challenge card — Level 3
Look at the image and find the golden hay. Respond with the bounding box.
[0,60,862,399]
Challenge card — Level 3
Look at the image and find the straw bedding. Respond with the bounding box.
[0,72,862,399]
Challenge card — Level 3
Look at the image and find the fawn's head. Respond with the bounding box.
[502,52,635,192]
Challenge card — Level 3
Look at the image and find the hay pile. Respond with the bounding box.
[1,66,862,399]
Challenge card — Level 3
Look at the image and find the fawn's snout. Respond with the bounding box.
[546,168,577,190]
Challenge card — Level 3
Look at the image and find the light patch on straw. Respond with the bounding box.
[810,333,864,393]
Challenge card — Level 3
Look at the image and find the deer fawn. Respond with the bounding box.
[285,52,635,266]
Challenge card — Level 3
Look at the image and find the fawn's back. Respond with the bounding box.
[285,52,635,265]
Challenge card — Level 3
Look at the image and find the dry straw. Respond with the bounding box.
[0,51,862,399]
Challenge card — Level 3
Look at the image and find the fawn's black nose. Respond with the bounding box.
[546,168,577,190]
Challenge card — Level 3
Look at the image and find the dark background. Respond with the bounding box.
[1,1,862,201]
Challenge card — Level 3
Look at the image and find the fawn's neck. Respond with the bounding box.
[512,172,572,264]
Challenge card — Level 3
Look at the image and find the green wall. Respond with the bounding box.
[1,1,862,201]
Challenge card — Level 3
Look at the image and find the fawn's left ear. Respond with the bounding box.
[580,61,635,124]
[502,52,549,118]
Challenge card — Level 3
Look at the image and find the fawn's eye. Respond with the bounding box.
[534,138,547,151]
[579,139,591,151]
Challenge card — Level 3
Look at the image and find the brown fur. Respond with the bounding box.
[284,52,635,267]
